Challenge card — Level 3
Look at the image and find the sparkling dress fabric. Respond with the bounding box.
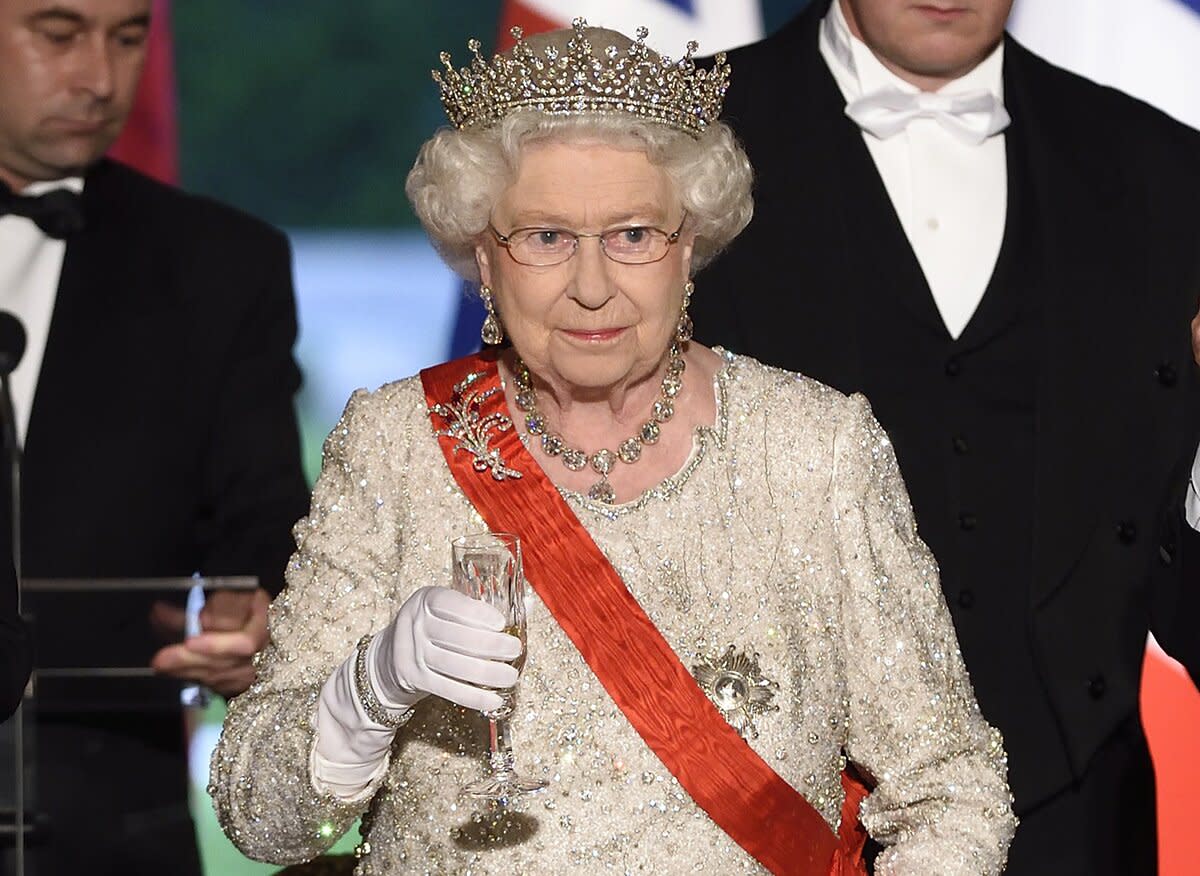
[211,352,1016,875]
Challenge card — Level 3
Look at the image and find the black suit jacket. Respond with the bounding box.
[695,1,1200,808]
[23,159,308,593]
[13,159,309,872]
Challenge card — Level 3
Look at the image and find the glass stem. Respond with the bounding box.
[485,714,517,777]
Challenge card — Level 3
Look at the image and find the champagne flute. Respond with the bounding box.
[450,532,548,804]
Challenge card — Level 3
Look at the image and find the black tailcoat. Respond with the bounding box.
[694,4,1200,871]
[11,159,309,875]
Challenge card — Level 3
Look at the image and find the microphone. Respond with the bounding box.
[0,312,26,457]
[0,312,26,864]
[0,312,25,378]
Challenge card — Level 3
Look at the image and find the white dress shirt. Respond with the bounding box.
[819,1,1007,339]
[0,177,83,446]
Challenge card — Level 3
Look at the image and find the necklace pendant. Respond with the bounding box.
[590,448,616,475]
[587,478,617,504]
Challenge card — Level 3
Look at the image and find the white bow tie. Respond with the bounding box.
[845,87,1011,146]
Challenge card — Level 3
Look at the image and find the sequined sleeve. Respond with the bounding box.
[832,394,1017,875]
[210,386,413,864]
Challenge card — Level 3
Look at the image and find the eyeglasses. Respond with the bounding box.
[488,215,686,267]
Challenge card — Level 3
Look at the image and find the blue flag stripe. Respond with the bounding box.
[660,0,697,14]
[449,280,486,359]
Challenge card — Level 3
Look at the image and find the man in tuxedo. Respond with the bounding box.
[0,1,309,872]
[695,1,1200,872]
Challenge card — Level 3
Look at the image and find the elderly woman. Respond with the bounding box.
[212,21,1015,875]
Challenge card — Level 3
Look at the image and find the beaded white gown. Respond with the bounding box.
[211,351,1016,875]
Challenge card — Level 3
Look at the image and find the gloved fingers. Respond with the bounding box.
[423,646,519,691]
[424,588,508,631]
[424,615,522,661]
[428,675,507,713]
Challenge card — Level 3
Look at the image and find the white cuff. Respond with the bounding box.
[310,642,405,800]
[1185,444,1200,532]
[310,736,390,803]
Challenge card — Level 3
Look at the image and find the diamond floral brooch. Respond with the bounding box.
[428,371,522,481]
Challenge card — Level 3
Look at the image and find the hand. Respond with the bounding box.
[150,588,270,697]
[1192,307,1200,366]
[374,587,522,713]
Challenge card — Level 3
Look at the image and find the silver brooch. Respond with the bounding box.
[692,645,779,739]
[429,371,522,481]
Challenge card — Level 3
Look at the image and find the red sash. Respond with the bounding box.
[422,352,867,875]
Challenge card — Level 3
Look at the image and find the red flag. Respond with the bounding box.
[1140,643,1200,876]
[108,0,178,185]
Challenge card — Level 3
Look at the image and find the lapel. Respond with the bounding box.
[776,1,947,371]
[24,160,168,463]
[814,74,949,338]
[1002,40,1143,607]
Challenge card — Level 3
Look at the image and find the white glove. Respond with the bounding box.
[372,586,522,713]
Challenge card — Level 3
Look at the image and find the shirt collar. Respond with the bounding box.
[21,177,84,197]
[820,0,1004,101]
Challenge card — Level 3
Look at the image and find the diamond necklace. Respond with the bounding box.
[512,343,686,504]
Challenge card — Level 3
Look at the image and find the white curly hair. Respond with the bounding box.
[406,106,753,283]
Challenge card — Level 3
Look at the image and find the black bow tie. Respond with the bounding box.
[0,181,86,239]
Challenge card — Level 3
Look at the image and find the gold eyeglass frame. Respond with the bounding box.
[488,214,687,267]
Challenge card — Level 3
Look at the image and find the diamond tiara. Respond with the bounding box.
[433,17,730,138]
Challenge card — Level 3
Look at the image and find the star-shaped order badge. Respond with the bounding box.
[691,644,779,739]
